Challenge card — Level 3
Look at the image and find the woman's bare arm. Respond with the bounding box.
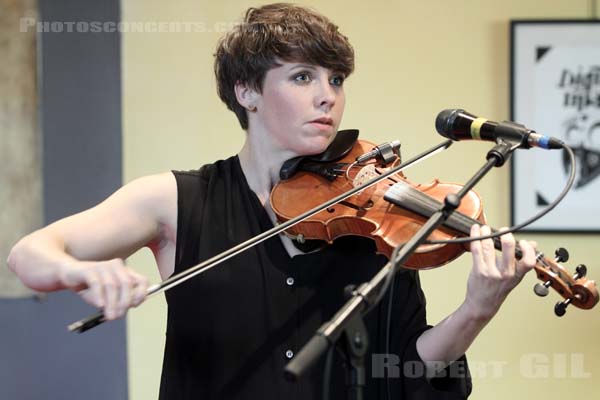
[7,172,177,319]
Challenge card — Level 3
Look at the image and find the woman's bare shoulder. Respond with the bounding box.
[35,172,178,272]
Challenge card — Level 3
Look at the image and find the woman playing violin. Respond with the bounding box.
[7,3,537,399]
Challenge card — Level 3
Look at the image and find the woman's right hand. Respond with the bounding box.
[7,173,175,319]
[59,259,150,320]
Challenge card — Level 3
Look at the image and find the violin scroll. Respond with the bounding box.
[532,247,599,316]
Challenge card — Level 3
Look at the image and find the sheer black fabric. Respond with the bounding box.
[159,156,471,399]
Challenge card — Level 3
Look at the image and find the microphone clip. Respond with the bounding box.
[487,138,520,167]
[356,140,401,165]
[495,121,532,148]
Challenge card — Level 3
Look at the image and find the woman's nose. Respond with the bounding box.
[316,84,336,111]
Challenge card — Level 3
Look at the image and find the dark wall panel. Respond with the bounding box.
[0,0,126,399]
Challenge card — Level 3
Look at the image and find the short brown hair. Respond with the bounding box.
[214,3,355,130]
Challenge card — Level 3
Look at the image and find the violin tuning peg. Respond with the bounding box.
[573,264,587,280]
[534,280,552,297]
[554,298,571,317]
[554,247,569,263]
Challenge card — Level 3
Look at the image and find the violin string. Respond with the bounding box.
[385,179,549,264]
[374,168,399,184]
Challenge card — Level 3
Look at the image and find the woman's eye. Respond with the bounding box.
[330,75,345,86]
[294,73,311,83]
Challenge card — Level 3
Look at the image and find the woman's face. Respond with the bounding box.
[252,61,346,156]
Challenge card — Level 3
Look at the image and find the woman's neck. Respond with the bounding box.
[237,130,322,258]
[237,131,295,204]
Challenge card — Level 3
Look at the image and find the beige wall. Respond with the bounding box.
[122,1,600,399]
[0,0,40,298]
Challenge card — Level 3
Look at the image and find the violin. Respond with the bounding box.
[70,133,598,333]
[271,138,599,315]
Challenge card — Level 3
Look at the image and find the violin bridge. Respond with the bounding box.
[352,164,379,188]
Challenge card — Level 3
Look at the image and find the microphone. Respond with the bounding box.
[435,109,563,150]
[356,140,401,164]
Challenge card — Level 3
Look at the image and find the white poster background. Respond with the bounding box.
[512,22,600,231]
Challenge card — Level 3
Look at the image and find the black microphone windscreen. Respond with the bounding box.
[435,109,461,138]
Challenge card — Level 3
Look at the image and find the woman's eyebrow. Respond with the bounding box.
[289,63,317,71]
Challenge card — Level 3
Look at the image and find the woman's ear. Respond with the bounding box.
[234,81,259,112]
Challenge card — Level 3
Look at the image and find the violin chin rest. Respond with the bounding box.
[279,129,359,180]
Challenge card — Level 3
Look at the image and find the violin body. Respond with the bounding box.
[271,139,485,268]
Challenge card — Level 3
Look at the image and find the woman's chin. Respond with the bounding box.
[298,137,333,156]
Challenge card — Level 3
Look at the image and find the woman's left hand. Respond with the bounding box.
[464,224,537,321]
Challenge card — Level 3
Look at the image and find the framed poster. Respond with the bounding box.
[511,20,600,232]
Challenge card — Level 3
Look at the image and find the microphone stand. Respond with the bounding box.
[284,139,520,399]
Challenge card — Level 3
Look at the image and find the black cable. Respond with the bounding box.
[424,142,576,245]
[365,245,403,315]
[322,344,334,400]
[366,142,576,399]
[352,142,574,399]
[385,267,396,400]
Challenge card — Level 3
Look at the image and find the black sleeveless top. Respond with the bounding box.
[159,156,471,399]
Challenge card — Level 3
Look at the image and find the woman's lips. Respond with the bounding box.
[308,121,334,131]
[308,117,334,131]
